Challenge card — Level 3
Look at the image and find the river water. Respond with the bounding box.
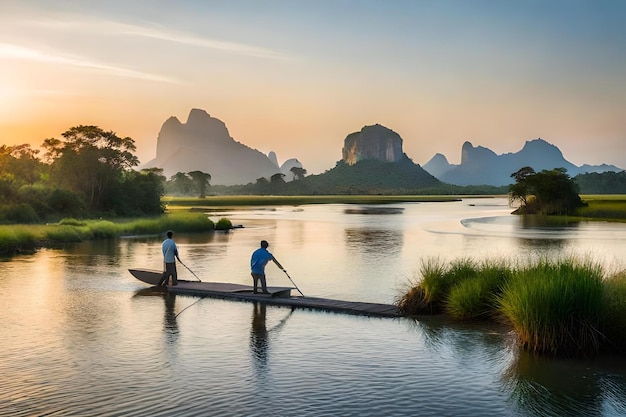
[2,197,626,416]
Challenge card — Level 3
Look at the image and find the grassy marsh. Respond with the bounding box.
[0,212,215,255]
[397,255,626,357]
[576,195,626,221]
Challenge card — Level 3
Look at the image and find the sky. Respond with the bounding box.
[1,0,625,175]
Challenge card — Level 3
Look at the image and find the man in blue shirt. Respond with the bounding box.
[158,230,181,286]
[250,240,284,294]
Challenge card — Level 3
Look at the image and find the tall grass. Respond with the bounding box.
[396,255,624,357]
[497,256,604,357]
[397,257,507,317]
[0,226,38,253]
[574,196,626,222]
[446,259,510,320]
[601,270,626,352]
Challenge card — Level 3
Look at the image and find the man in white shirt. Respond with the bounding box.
[158,230,181,286]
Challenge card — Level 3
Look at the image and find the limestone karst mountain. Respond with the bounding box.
[142,109,303,186]
[342,124,404,165]
[423,138,623,186]
[299,124,441,192]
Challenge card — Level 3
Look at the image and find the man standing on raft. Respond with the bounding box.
[250,240,284,294]
[158,230,181,287]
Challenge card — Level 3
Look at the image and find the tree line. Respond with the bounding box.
[0,126,166,223]
[1,125,209,224]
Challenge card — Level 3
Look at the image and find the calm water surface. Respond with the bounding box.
[2,198,626,416]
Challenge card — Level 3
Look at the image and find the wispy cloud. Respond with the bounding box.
[29,15,287,60]
[119,23,286,60]
[0,42,182,84]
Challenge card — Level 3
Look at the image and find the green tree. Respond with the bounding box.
[509,167,585,215]
[290,166,307,181]
[0,144,45,189]
[115,168,166,215]
[575,171,626,194]
[42,125,140,213]
[270,173,286,185]
[167,172,194,195]
[509,166,535,208]
[188,171,211,198]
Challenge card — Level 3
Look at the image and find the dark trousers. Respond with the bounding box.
[251,272,268,293]
[159,262,178,286]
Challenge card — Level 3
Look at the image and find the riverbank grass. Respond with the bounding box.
[398,255,625,357]
[397,257,509,319]
[0,212,215,255]
[498,257,604,357]
[602,271,626,351]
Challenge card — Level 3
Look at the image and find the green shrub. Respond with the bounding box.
[4,203,39,223]
[215,217,233,230]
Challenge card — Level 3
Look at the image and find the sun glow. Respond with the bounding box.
[0,82,14,113]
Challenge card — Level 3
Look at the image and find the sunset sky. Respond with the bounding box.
[1,0,625,174]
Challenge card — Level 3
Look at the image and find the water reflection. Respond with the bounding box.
[519,215,582,230]
[411,315,626,416]
[515,237,568,253]
[249,303,295,375]
[344,228,403,256]
[503,350,626,416]
[133,287,179,344]
[250,303,269,371]
[344,206,404,215]
[409,315,513,361]
[163,292,179,344]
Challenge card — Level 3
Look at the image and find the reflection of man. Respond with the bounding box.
[158,230,181,286]
[250,240,284,294]
[163,292,179,334]
[250,302,268,364]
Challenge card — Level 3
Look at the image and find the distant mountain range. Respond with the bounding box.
[143,108,622,187]
[423,139,622,186]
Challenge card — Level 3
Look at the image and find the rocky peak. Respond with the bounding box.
[342,124,404,165]
[460,141,497,165]
[144,108,290,185]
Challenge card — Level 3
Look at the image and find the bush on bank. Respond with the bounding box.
[397,255,626,357]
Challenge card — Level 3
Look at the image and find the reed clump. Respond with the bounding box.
[601,270,626,352]
[447,259,510,320]
[497,256,604,357]
[398,255,625,357]
[397,257,508,318]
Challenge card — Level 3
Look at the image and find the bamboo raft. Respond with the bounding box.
[129,269,401,318]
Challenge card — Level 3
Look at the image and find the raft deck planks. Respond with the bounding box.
[129,269,401,318]
[168,281,401,318]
